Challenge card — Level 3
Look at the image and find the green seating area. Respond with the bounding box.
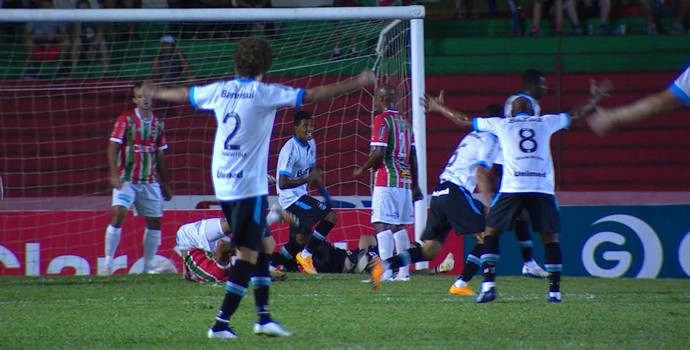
[0,18,687,80]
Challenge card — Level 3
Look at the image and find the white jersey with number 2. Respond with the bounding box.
[473,113,570,194]
[190,78,304,201]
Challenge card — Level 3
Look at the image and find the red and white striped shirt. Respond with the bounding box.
[370,109,414,189]
[109,108,168,184]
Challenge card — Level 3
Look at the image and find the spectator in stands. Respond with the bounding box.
[70,0,110,75]
[235,0,277,38]
[639,0,689,34]
[151,35,194,84]
[452,0,475,20]
[588,64,689,135]
[22,0,72,79]
[530,0,581,36]
[576,0,611,35]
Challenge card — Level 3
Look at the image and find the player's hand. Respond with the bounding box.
[267,174,277,186]
[412,186,423,202]
[109,175,123,189]
[358,70,376,87]
[590,79,613,97]
[307,168,323,187]
[353,166,364,179]
[423,91,445,113]
[587,106,615,136]
[141,80,155,100]
[161,184,173,201]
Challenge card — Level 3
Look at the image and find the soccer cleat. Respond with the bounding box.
[207,326,237,339]
[270,203,300,227]
[370,256,384,291]
[295,253,317,274]
[437,253,455,273]
[522,261,548,279]
[548,296,562,303]
[270,270,288,282]
[253,320,292,337]
[98,264,113,276]
[393,275,410,282]
[474,287,497,304]
[449,284,476,296]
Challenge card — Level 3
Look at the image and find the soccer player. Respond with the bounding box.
[353,84,422,282]
[588,64,690,136]
[141,36,375,339]
[454,79,611,304]
[101,82,172,276]
[501,70,550,278]
[370,100,499,293]
[175,204,297,283]
[274,110,337,275]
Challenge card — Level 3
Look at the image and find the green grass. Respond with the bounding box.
[0,274,688,349]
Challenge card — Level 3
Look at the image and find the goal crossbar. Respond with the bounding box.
[0,6,425,22]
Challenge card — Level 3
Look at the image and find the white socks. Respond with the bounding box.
[393,229,410,278]
[376,229,394,280]
[104,225,122,266]
[143,229,161,272]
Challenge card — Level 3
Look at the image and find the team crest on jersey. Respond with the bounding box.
[318,201,327,210]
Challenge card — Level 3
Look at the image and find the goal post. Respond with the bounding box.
[0,6,427,275]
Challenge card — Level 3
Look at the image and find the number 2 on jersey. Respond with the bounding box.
[223,112,241,151]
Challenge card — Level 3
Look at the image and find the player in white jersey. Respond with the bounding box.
[274,111,337,275]
[142,37,375,339]
[500,70,550,278]
[175,204,297,283]
[421,79,612,304]
[370,125,499,292]
[589,63,690,135]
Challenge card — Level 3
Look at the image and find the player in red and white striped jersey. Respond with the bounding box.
[101,82,172,276]
[353,84,422,282]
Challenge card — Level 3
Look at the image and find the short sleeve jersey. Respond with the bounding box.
[276,136,317,209]
[370,109,414,188]
[439,131,499,193]
[473,113,570,194]
[670,65,690,106]
[189,78,304,201]
[497,93,542,165]
[175,218,230,252]
[109,108,168,184]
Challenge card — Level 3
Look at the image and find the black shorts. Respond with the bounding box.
[220,195,270,251]
[487,192,561,234]
[421,182,486,244]
[286,195,332,236]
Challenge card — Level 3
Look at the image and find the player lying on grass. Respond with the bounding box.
[175,204,297,283]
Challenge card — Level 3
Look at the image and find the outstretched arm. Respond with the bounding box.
[588,88,683,135]
[569,79,613,120]
[303,70,375,104]
[142,80,190,104]
[424,91,473,128]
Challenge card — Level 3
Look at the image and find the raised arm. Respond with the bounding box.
[303,70,375,104]
[588,88,683,135]
[569,79,614,121]
[424,91,473,128]
[142,80,190,104]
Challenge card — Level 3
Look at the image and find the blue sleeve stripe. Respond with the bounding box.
[189,86,198,109]
[563,113,571,129]
[310,162,316,167]
[279,170,291,177]
[295,88,305,107]
[472,118,479,131]
[477,161,491,169]
[669,84,690,105]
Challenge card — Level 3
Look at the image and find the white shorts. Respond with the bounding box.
[112,182,163,217]
[370,186,414,225]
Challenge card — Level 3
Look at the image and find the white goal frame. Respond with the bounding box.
[2,6,428,242]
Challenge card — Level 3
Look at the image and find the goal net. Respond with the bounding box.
[0,6,425,275]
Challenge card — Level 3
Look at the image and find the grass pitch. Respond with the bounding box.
[0,273,688,350]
